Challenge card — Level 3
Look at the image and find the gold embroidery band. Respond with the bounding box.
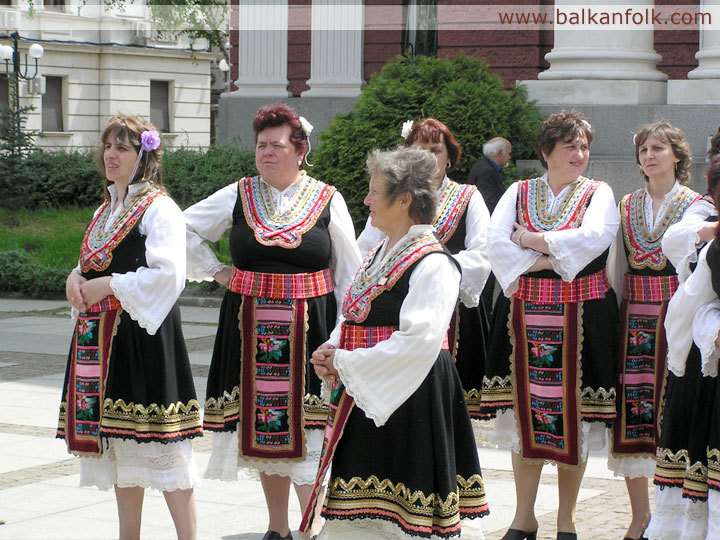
[58,308,121,457]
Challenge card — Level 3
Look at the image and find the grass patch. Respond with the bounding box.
[0,206,95,271]
[0,206,232,297]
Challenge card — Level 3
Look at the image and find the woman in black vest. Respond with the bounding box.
[305,146,488,539]
[58,115,201,540]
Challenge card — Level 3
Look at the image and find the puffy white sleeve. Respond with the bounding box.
[328,192,363,319]
[693,299,720,377]
[665,243,718,376]
[662,198,716,283]
[109,196,186,335]
[607,213,628,306]
[543,182,619,282]
[487,182,542,297]
[356,217,386,259]
[183,182,237,282]
[332,252,460,427]
[453,190,491,308]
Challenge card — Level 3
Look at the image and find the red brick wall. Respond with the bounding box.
[436,0,552,89]
[288,0,311,96]
[226,0,700,95]
[364,0,404,82]
[229,0,238,91]
[654,0,699,79]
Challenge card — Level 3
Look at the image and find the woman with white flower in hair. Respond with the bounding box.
[58,114,202,540]
[483,111,619,540]
[184,103,361,540]
[357,117,492,422]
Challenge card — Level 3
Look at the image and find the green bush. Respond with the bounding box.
[163,145,257,208]
[14,145,256,211]
[23,150,105,208]
[0,250,67,297]
[312,54,543,227]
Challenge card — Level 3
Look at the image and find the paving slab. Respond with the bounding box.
[0,298,640,540]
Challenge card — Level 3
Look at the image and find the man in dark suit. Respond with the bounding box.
[467,137,511,214]
[467,137,511,320]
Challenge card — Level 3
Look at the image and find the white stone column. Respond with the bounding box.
[668,0,720,104]
[522,0,668,104]
[302,0,363,97]
[233,0,290,98]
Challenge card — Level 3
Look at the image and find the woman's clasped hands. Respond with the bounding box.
[310,344,338,383]
[65,272,113,313]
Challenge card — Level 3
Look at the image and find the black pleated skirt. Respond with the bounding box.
[324,351,489,538]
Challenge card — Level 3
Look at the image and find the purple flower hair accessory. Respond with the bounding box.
[141,130,161,152]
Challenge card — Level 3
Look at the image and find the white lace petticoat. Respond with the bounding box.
[607,451,655,479]
[490,409,606,462]
[79,438,200,492]
[645,485,709,540]
[318,516,485,540]
[204,427,324,485]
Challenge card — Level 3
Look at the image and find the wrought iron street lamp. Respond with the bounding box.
[0,31,44,158]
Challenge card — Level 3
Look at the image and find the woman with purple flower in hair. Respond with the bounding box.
[57,114,201,540]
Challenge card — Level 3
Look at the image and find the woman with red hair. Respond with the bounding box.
[184,103,361,540]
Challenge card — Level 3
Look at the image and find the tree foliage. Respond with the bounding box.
[312,54,543,227]
[0,97,38,223]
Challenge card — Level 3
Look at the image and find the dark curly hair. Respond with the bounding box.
[252,103,309,164]
[536,111,594,170]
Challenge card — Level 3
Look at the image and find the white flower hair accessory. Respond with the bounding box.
[299,116,313,137]
[401,120,414,140]
[632,133,637,146]
[580,119,592,131]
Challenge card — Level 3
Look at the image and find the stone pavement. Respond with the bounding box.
[0,297,648,540]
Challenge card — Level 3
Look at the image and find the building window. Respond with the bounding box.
[403,0,438,57]
[150,80,170,132]
[43,0,66,11]
[0,78,8,107]
[42,75,63,132]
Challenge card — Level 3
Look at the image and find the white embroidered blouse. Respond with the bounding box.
[183,176,361,318]
[356,176,491,307]
[327,224,461,428]
[488,174,619,297]
[662,197,716,283]
[75,182,186,336]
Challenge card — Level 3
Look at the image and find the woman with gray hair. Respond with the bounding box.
[302,146,489,539]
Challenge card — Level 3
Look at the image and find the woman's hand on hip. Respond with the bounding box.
[310,344,338,382]
[213,266,232,288]
[66,270,88,312]
[79,276,113,308]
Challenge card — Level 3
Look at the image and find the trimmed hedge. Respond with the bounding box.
[0,250,67,297]
[13,145,257,211]
[312,54,543,227]
[163,145,257,208]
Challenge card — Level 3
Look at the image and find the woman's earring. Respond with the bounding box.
[298,159,302,165]
[446,162,451,169]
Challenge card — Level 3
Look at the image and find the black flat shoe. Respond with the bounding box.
[501,529,537,540]
[557,533,577,540]
[261,531,293,540]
